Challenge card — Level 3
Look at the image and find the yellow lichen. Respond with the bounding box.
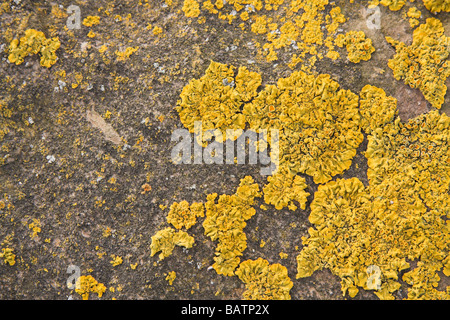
[51,4,68,19]
[234,66,263,102]
[386,18,450,109]
[365,110,450,219]
[326,50,340,60]
[176,61,260,144]
[141,183,152,194]
[110,255,123,266]
[75,275,107,300]
[166,271,177,285]
[28,219,41,239]
[422,0,450,13]
[178,62,364,185]
[251,15,268,34]
[240,11,250,21]
[335,31,375,63]
[0,248,15,266]
[297,110,450,300]
[359,85,398,134]
[203,176,261,276]
[150,227,195,260]
[265,0,285,10]
[297,178,406,299]
[403,261,450,299]
[152,26,163,35]
[244,70,363,184]
[326,7,346,34]
[263,167,310,211]
[183,0,201,17]
[8,29,60,68]
[379,0,406,11]
[235,258,293,300]
[103,226,112,238]
[406,7,421,28]
[115,46,139,62]
[182,0,346,63]
[82,15,100,27]
[167,201,204,230]
[0,99,12,145]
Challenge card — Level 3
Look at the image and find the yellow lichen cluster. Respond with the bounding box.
[167,201,204,230]
[0,99,13,145]
[152,26,163,35]
[386,18,450,109]
[110,255,123,267]
[235,258,293,300]
[405,7,421,28]
[297,178,404,299]
[0,248,15,266]
[176,61,261,144]
[178,61,363,184]
[422,0,450,13]
[28,219,41,239]
[359,85,398,134]
[403,261,450,299]
[203,176,261,276]
[182,0,201,17]
[182,0,347,64]
[365,110,450,222]
[244,70,363,184]
[150,227,195,260]
[366,110,450,299]
[115,46,139,62]
[166,271,177,285]
[297,109,450,300]
[75,275,107,300]
[263,167,310,211]
[335,31,375,63]
[82,15,101,27]
[368,0,406,11]
[8,29,60,68]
